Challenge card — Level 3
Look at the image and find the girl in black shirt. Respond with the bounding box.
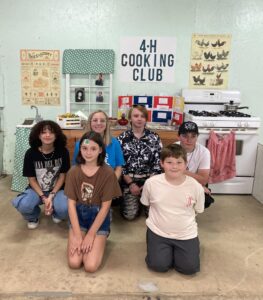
[12,120,70,229]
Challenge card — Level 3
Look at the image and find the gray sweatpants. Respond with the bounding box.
[146,228,200,275]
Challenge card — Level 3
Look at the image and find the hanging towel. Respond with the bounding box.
[207,130,236,183]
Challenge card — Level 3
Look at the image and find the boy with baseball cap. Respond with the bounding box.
[177,121,214,208]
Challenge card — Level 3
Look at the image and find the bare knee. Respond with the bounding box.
[83,261,100,273]
[68,257,82,270]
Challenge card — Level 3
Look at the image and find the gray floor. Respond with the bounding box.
[0,175,263,300]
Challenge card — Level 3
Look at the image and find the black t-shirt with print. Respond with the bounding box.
[23,147,70,192]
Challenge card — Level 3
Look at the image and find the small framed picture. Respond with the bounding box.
[95,73,104,86]
[96,90,104,102]
[75,88,85,102]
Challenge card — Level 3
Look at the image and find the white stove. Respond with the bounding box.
[184,112,261,129]
[181,89,261,194]
[182,89,261,129]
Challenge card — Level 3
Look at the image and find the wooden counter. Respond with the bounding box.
[63,127,178,160]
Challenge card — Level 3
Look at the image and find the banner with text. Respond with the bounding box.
[119,37,176,83]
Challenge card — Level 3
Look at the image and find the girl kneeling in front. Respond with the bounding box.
[64,131,122,273]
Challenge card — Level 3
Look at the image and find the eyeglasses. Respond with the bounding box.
[91,118,107,124]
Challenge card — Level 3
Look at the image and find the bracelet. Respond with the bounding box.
[49,192,56,198]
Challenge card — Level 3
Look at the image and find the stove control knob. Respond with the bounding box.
[237,122,242,127]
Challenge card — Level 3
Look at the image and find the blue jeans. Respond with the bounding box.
[71,204,110,235]
[12,188,68,221]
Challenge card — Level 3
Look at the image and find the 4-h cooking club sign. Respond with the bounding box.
[119,37,176,83]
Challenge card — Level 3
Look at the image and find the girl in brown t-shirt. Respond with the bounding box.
[64,131,122,273]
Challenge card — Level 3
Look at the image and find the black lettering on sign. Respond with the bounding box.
[156,69,163,81]
[133,68,163,81]
[121,54,128,66]
[139,40,147,52]
[139,39,157,53]
[149,40,157,53]
[133,69,139,81]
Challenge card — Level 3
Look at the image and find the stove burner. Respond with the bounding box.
[219,111,251,118]
[188,110,221,117]
[188,110,251,118]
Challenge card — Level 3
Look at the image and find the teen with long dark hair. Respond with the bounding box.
[12,120,70,229]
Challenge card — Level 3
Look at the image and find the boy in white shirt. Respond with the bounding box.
[177,121,214,208]
[140,144,204,275]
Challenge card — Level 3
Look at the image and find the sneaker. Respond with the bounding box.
[52,215,62,224]
[27,219,39,229]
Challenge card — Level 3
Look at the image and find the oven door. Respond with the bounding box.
[198,129,259,176]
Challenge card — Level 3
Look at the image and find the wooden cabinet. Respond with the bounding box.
[63,128,178,160]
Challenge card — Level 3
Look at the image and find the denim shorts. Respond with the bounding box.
[71,204,110,236]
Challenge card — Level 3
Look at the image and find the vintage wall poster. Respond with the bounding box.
[189,34,231,89]
[119,37,176,83]
[20,49,60,105]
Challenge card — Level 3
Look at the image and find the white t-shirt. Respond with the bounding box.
[140,174,204,240]
[177,142,211,173]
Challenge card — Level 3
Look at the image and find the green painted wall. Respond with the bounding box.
[0,0,263,173]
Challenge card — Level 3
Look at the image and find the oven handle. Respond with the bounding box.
[198,129,258,135]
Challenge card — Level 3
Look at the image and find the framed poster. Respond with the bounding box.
[189,34,231,89]
[20,49,60,105]
[75,88,85,102]
[96,90,104,103]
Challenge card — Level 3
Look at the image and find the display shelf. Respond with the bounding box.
[66,73,113,116]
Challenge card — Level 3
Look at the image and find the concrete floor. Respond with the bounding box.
[0,176,263,300]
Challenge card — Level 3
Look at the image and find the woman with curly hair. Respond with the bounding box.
[12,120,70,229]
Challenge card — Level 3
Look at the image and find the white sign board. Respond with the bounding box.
[119,37,176,83]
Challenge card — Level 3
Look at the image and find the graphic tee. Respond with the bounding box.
[64,164,122,205]
[23,147,70,192]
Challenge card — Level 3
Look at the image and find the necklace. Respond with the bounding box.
[186,148,195,171]
[40,147,55,160]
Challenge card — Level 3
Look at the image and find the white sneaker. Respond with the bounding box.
[52,215,62,224]
[27,219,39,229]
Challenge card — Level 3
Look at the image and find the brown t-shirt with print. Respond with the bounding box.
[65,164,122,206]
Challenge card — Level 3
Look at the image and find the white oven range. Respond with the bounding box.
[182,89,261,194]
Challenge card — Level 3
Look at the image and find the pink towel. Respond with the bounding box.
[207,130,236,183]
